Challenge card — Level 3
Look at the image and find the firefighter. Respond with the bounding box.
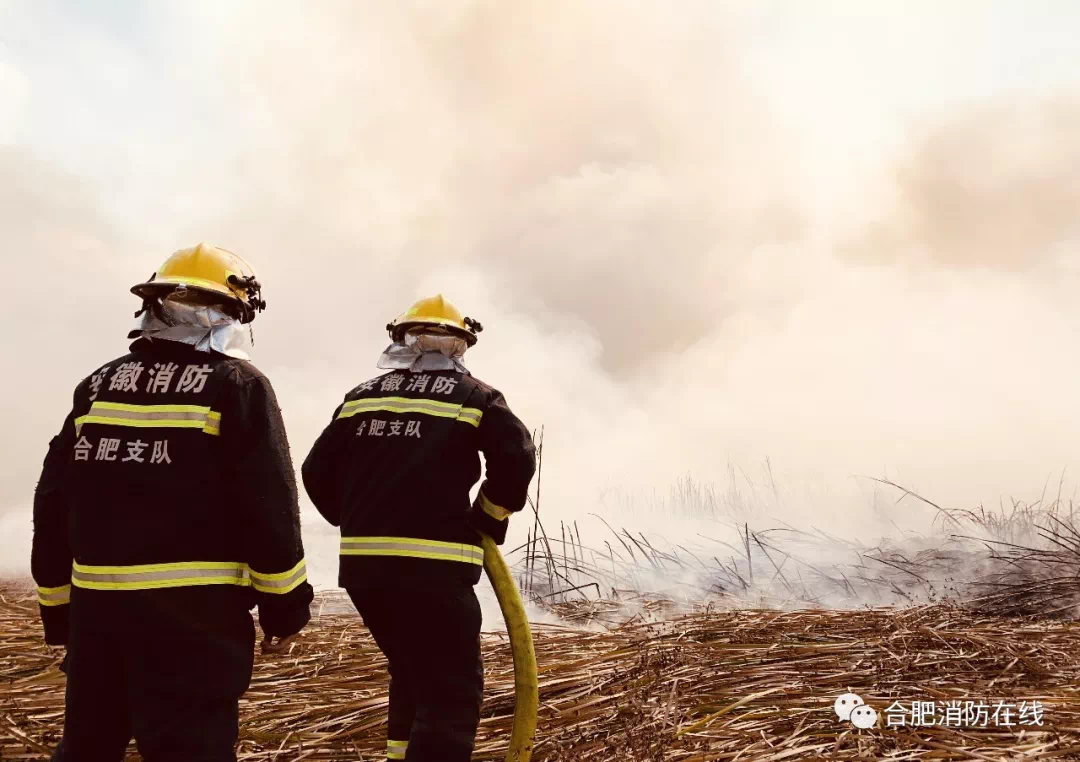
[31,243,314,762]
[302,295,536,762]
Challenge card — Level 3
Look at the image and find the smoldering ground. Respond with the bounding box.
[2,2,1079,622]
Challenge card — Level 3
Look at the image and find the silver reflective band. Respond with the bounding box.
[387,739,408,760]
[249,559,308,594]
[37,584,71,606]
[87,407,207,423]
[341,397,457,417]
[340,537,484,565]
[71,561,250,590]
[337,397,483,427]
[456,407,482,426]
[75,402,222,436]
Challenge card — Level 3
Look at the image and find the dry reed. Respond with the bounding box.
[4,583,1080,760]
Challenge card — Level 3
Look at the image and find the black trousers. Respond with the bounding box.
[348,584,483,762]
[52,592,256,762]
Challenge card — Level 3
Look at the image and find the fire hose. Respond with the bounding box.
[480,532,539,762]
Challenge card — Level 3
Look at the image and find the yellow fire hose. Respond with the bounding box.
[480,532,539,762]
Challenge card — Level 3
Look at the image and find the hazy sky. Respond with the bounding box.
[3,1,1079,579]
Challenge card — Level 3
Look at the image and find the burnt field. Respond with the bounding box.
[3,584,1080,761]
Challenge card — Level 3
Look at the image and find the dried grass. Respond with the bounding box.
[512,471,1080,622]
[4,584,1080,760]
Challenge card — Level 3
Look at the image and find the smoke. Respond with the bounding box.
[3,2,1080,620]
[847,98,1080,270]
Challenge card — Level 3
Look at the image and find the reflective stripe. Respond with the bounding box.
[479,491,512,521]
[37,584,71,607]
[339,396,460,417]
[337,396,483,427]
[76,402,221,436]
[340,536,484,565]
[387,739,408,760]
[249,558,308,594]
[456,407,482,427]
[71,561,250,590]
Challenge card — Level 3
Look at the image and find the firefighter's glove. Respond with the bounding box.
[261,633,298,655]
[468,499,510,545]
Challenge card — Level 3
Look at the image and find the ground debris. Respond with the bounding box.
[3,586,1080,760]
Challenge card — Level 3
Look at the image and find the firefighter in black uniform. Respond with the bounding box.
[302,294,536,762]
[31,243,314,762]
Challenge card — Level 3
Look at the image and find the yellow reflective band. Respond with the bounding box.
[37,584,71,606]
[340,537,484,565]
[339,397,460,415]
[249,558,308,594]
[387,739,408,760]
[77,402,222,436]
[479,491,512,521]
[71,561,251,591]
[456,407,483,427]
[337,397,482,426]
[344,536,483,550]
[90,402,209,413]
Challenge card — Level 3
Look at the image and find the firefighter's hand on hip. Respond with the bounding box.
[260,633,297,655]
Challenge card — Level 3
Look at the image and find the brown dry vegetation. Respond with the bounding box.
[4,585,1080,761]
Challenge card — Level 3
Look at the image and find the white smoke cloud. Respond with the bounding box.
[2,2,1080,616]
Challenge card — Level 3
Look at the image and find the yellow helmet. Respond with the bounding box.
[131,242,266,323]
[387,294,483,346]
